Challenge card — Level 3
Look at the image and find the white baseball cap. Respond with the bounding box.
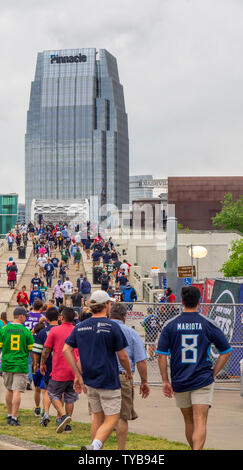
[90,290,111,304]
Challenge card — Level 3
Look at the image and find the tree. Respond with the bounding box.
[212,193,243,234]
[177,223,190,232]
[220,239,243,277]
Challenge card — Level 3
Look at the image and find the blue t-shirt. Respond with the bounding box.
[156,312,232,393]
[118,275,128,286]
[65,317,128,390]
[92,252,100,262]
[111,320,147,373]
[103,253,111,263]
[31,277,42,288]
[51,257,59,267]
[142,314,161,336]
[44,262,54,274]
[29,290,43,305]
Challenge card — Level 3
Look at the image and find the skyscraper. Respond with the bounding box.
[25,48,129,221]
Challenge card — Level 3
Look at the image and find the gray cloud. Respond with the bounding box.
[0,0,243,202]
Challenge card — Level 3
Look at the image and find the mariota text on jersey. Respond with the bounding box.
[177,323,202,331]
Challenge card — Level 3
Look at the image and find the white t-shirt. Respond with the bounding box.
[62,280,73,295]
[37,256,48,267]
[120,263,129,275]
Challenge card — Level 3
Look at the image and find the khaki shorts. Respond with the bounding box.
[86,386,121,416]
[174,382,215,409]
[2,372,28,393]
[119,374,138,421]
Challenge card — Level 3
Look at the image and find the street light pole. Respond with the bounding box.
[187,243,194,284]
[191,244,194,284]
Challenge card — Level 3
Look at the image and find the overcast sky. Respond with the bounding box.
[1,0,243,202]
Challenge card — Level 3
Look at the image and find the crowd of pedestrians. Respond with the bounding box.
[0,221,233,450]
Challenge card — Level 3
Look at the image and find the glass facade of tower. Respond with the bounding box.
[129,175,154,204]
[25,49,129,220]
[0,194,18,237]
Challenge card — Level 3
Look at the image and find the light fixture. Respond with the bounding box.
[188,245,208,282]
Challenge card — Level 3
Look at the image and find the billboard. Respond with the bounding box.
[203,278,215,303]
[208,280,243,378]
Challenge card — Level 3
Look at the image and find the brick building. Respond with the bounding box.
[168,177,243,230]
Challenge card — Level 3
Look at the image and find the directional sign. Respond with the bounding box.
[178,266,196,278]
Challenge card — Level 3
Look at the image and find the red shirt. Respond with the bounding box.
[17,291,29,305]
[169,294,176,303]
[44,323,78,381]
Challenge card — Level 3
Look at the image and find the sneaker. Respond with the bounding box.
[34,407,41,417]
[56,414,71,434]
[81,445,94,450]
[10,418,21,426]
[64,424,72,433]
[40,414,50,427]
[6,416,12,425]
[26,383,32,390]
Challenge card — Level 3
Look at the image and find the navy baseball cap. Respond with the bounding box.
[13,307,29,317]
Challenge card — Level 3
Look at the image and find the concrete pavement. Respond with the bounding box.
[0,439,26,450]
[0,379,242,450]
[1,240,243,450]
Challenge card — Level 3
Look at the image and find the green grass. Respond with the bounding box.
[0,404,190,450]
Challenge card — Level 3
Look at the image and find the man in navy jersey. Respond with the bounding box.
[33,307,59,427]
[63,290,132,451]
[44,259,55,288]
[157,286,232,450]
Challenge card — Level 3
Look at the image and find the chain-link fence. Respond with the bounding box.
[122,302,243,389]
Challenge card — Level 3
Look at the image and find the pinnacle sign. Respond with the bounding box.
[50,53,87,64]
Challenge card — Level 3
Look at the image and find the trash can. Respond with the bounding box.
[93,266,102,285]
[18,245,26,259]
[240,360,243,397]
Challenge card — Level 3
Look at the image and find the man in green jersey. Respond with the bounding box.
[0,307,34,426]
